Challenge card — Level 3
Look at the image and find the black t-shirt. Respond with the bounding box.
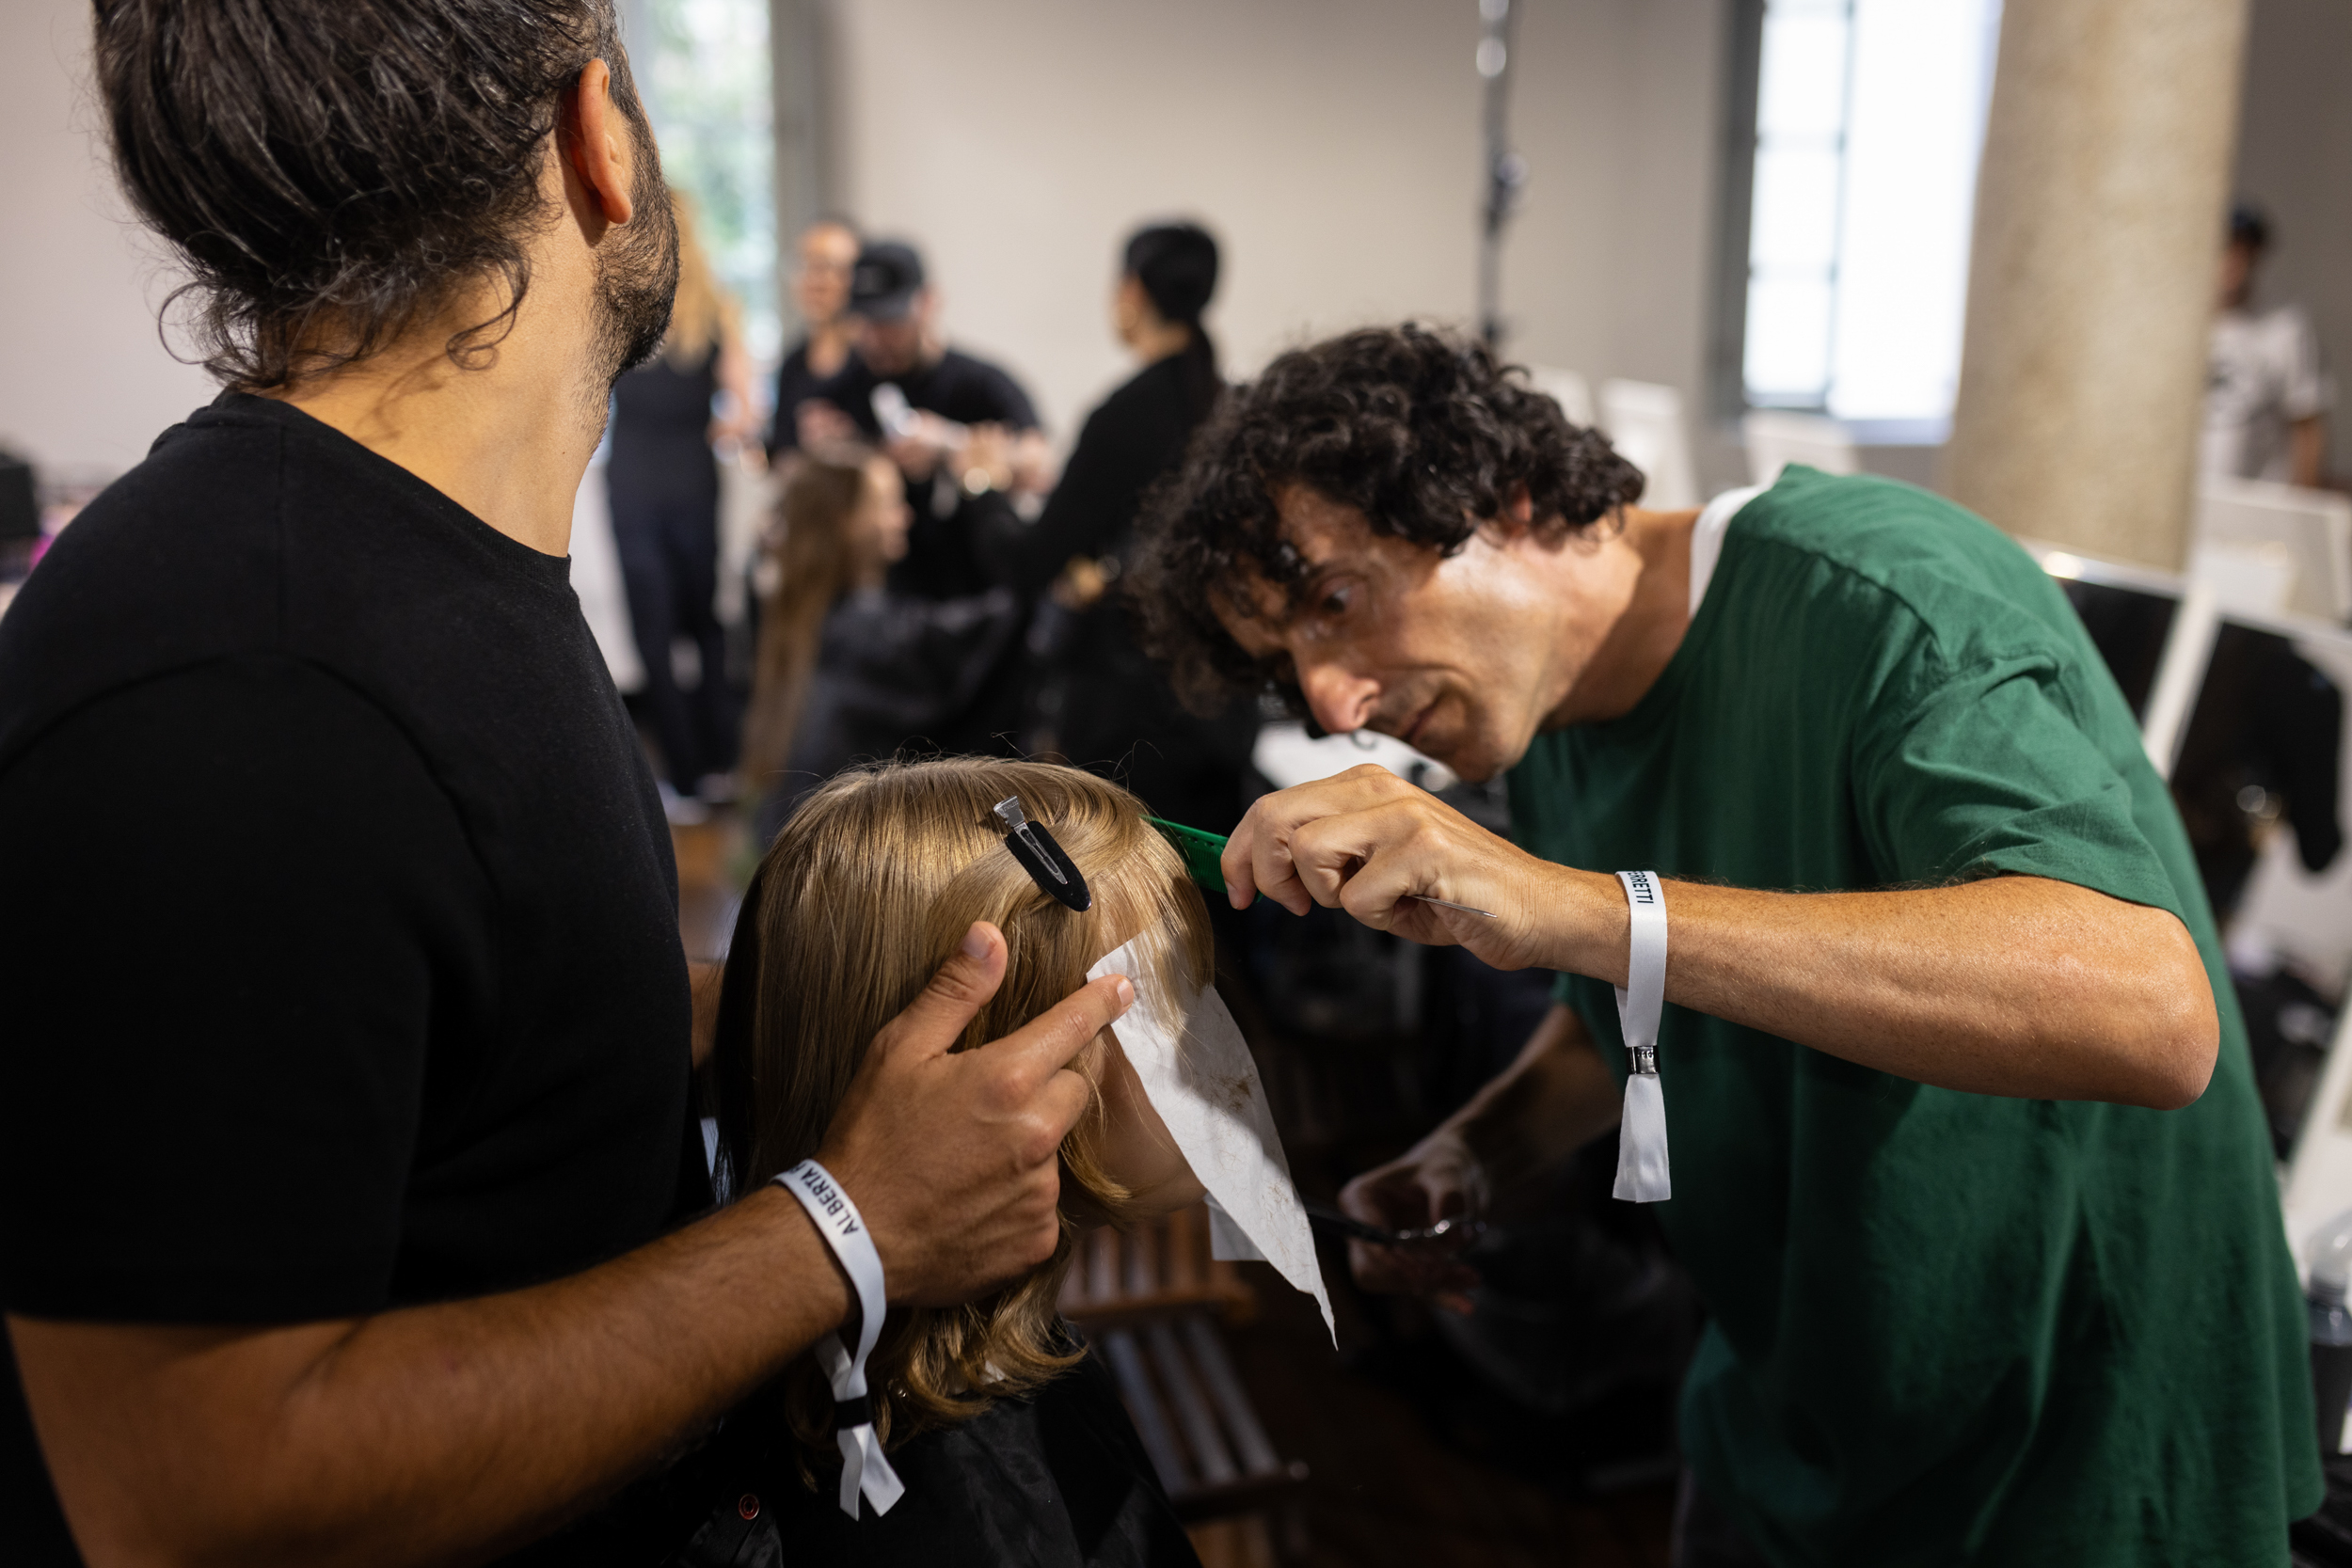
[610,343,721,513]
[0,394,706,1563]
[978,353,1258,832]
[766,337,849,460]
[820,347,1041,600]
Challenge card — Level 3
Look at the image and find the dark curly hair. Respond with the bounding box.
[1130,324,1645,715]
[92,0,648,391]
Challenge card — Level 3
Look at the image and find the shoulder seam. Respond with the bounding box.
[1729,503,2066,686]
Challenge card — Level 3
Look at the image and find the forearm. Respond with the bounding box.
[1443,1005,1622,1191]
[18,1185,848,1568]
[2293,416,2327,488]
[1534,867,2217,1107]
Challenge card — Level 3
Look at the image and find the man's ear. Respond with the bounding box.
[1478,484,1538,542]
[564,59,638,228]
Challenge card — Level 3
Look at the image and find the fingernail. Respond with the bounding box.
[1113,976,1136,1011]
[960,925,990,959]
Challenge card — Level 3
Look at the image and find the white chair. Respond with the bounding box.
[1597,378,1701,510]
[1251,721,1457,795]
[1741,410,1859,486]
[2194,477,2352,623]
[1525,365,1597,429]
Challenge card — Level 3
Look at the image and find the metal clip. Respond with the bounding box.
[993,796,1091,911]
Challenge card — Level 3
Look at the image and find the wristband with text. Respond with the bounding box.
[773,1159,906,1518]
[1613,870,1672,1203]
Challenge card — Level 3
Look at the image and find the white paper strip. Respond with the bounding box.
[1089,941,1335,1341]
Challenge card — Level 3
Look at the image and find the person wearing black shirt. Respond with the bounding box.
[768,216,861,460]
[607,193,759,816]
[803,240,1055,600]
[984,223,1257,832]
[2,8,1134,1566]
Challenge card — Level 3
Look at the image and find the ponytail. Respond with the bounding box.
[1122,220,1223,431]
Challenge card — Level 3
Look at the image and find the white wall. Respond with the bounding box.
[5,0,1739,492]
[828,0,1740,489]
[0,0,219,484]
[2233,0,2352,484]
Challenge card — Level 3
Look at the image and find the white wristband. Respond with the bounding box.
[1612,871,1671,1203]
[773,1160,905,1519]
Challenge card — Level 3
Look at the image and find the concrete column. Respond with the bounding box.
[1943,0,2250,570]
[771,0,841,339]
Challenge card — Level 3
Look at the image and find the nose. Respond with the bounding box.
[1297,659,1381,736]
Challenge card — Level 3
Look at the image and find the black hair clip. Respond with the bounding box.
[993,796,1091,911]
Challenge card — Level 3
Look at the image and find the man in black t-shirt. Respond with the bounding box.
[766,215,861,461]
[0,8,1133,1566]
[803,239,1055,599]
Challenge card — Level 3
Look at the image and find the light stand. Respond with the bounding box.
[1477,0,1527,350]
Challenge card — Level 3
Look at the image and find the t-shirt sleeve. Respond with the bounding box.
[0,655,493,1323]
[1852,639,2184,915]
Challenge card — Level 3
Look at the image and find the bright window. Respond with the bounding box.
[1740,0,2002,427]
[632,0,780,361]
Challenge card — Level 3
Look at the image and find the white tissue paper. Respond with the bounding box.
[1088,940,1335,1342]
[1613,1069,1671,1203]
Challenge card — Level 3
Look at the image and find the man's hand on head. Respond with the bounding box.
[1222,765,1568,972]
[813,922,1135,1307]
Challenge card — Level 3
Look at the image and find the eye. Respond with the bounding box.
[1307,579,1358,625]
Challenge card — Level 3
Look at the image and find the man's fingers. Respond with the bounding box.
[1221,813,1263,910]
[1340,1165,1430,1228]
[988,974,1136,1096]
[1028,1064,1095,1148]
[872,923,1009,1062]
[1232,768,1438,917]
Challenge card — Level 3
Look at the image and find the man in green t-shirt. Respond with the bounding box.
[1132,325,2320,1565]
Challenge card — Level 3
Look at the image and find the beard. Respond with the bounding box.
[590,119,680,390]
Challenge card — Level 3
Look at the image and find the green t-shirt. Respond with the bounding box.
[1505,468,2320,1565]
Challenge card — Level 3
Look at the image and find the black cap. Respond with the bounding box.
[849,241,926,321]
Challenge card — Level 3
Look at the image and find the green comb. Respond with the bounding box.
[1145,816,1235,895]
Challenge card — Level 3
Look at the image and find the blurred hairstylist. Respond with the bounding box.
[768,215,861,460]
[1134,325,2318,1566]
[982,220,1256,832]
[0,5,1129,1564]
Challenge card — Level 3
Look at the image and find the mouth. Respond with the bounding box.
[1398,700,1437,751]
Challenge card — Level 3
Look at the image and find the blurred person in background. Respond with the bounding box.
[767,216,861,460]
[740,447,1021,843]
[2205,203,2331,487]
[803,240,1054,601]
[609,190,757,821]
[1,4,1135,1562]
[982,220,1256,832]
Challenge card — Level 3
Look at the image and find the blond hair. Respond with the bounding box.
[739,448,870,790]
[664,189,736,365]
[711,757,1213,1464]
